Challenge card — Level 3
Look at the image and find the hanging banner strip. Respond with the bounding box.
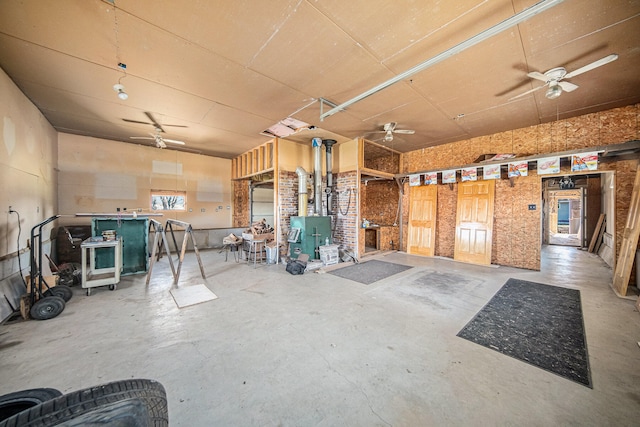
[483,164,501,180]
[461,167,477,181]
[424,172,438,185]
[508,160,528,177]
[571,152,598,171]
[537,157,560,175]
[409,174,421,186]
[442,170,456,184]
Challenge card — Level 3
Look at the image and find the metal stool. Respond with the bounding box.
[247,238,266,268]
[224,242,241,262]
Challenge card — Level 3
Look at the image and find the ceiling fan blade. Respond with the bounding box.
[122,119,153,125]
[394,129,415,135]
[509,84,547,100]
[564,54,618,79]
[144,112,165,133]
[163,124,188,128]
[558,81,579,92]
[162,138,186,145]
[527,71,548,82]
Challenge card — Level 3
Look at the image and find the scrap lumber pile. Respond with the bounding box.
[248,219,274,235]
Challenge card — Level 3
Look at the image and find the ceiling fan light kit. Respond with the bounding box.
[113,83,128,100]
[545,83,562,100]
[511,53,619,100]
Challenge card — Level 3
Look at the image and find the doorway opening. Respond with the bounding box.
[542,173,614,262]
[250,182,274,228]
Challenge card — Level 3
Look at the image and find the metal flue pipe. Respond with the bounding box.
[312,137,323,215]
[323,139,336,215]
[295,166,308,216]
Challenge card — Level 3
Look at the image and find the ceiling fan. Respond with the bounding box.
[370,122,415,142]
[510,54,618,100]
[122,111,187,133]
[130,132,185,149]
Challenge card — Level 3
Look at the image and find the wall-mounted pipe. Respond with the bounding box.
[323,139,337,215]
[312,137,323,215]
[295,166,308,217]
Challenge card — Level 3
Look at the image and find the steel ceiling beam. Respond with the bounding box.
[320,0,565,121]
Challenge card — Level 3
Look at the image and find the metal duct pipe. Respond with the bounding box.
[312,137,323,215]
[295,166,308,217]
[323,139,337,215]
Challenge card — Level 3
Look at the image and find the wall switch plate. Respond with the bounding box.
[528,204,536,210]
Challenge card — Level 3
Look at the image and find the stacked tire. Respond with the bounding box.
[0,379,168,426]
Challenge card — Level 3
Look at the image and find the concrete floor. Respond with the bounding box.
[1,245,639,426]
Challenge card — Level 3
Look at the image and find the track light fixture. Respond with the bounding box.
[113,83,128,100]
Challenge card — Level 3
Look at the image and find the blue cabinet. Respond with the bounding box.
[92,217,149,275]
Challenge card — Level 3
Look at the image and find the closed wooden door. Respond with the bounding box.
[408,185,437,256]
[454,180,495,265]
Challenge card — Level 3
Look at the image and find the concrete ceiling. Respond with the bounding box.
[1,0,638,158]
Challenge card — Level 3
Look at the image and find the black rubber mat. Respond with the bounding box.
[328,260,412,285]
[457,278,591,387]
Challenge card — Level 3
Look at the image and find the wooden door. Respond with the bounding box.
[407,185,437,256]
[454,180,495,265]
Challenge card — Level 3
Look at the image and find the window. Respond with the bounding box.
[151,191,186,211]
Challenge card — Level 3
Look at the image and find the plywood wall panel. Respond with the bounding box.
[566,112,600,150]
[491,130,513,154]
[551,121,568,153]
[435,184,457,258]
[492,179,512,266]
[232,180,249,227]
[361,180,399,226]
[600,105,637,145]
[614,159,639,259]
[512,126,537,156]
[537,122,553,153]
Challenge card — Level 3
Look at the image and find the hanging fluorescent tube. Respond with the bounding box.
[320,0,564,121]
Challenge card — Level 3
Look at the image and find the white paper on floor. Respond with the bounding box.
[170,284,218,308]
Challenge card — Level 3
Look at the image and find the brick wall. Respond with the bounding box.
[334,171,358,252]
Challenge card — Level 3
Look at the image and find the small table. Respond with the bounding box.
[81,237,123,296]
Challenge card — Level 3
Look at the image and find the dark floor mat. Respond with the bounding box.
[457,278,591,388]
[329,260,412,285]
